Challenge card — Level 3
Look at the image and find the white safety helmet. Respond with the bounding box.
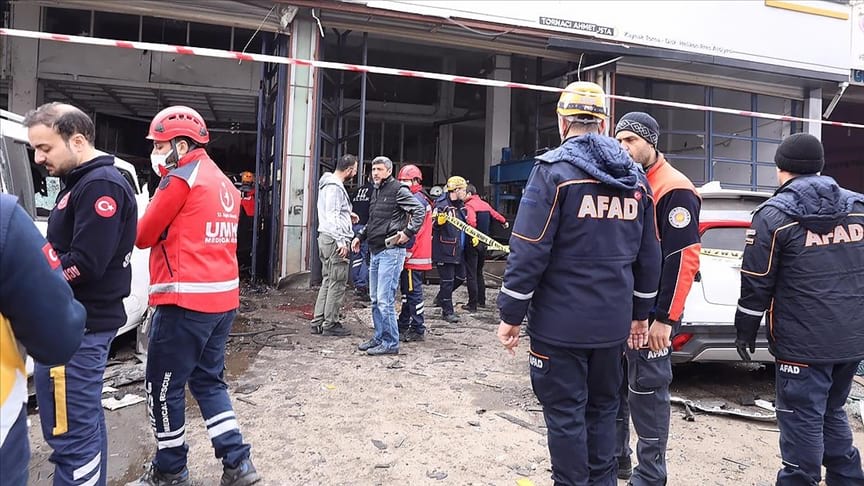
[430,185,443,197]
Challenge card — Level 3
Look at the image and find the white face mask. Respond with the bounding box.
[150,150,173,176]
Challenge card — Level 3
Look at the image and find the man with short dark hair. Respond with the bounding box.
[312,154,358,336]
[735,133,864,486]
[614,112,701,485]
[352,156,424,355]
[24,102,137,486]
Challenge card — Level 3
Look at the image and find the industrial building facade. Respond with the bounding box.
[1,0,860,285]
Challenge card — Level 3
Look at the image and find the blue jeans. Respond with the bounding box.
[350,224,369,289]
[34,329,115,486]
[145,306,251,474]
[369,247,406,350]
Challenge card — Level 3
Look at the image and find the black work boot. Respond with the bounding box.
[125,464,191,486]
[403,330,425,342]
[321,322,351,336]
[221,458,261,486]
[441,313,460,323]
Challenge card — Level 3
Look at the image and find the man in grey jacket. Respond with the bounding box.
[312,154,358,336]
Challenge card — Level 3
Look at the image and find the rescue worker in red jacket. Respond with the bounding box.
[462,184,509,311]
[614,112,701,485]
[130,106,260,486]
[396,164,433,342]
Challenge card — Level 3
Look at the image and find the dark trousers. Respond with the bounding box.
[530,338,624,486]
[350,224,369,289]
[435,262,465,316]
[775,359,864,486]
[0,407,30,486]
[398,268,426,334]
[463,244,487,308]
[34,329,115,486]
[145,305,251,474]
[616,345,673,486]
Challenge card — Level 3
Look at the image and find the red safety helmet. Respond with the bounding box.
[397,164,423,182]
[147,106,210,144]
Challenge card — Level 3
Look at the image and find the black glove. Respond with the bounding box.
[735,338,755,362]
[734,316,760,362]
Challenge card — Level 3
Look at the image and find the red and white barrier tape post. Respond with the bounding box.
[1,27,861,129]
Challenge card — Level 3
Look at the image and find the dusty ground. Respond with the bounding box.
[28,285,864,486]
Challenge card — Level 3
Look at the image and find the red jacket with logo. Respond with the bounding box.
[405,185,433,271]
[136,148,240,313]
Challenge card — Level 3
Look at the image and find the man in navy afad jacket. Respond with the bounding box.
[24,103,137,486]
[497,82,661,485]
[735,133,864,486]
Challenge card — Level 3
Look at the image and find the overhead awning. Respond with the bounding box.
[30,0,291,32]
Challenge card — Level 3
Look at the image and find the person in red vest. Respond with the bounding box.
[130,106,260,486]
[396,164,433,342]
[462,184,508,312]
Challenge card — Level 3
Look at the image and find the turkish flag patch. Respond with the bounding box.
[42,243,61,270]
[94,196,117,218]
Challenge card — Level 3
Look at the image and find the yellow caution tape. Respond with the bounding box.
[515,479,536,486]
[445,213,510,253]
[700,248,744,259]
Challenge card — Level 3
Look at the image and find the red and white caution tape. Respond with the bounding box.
[2,27,861,129]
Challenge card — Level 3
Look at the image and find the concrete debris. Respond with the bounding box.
[102,362,146,388]
[754,399,775,412]
[426,469,448,480]
[371,439,387,450]
[496,412,546,436]
[102,393,145,411]
[671,396,776,422]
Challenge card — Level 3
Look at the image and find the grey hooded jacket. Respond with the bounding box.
[317,172,354,247]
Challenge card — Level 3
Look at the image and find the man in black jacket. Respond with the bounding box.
[352,156,424,355]
[25,103,137,486]
[735,133,864,486]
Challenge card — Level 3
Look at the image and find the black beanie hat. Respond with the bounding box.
[615,112,660,146]
[774,133,824,175]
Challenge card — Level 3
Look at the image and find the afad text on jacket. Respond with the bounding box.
[498,133,662,349]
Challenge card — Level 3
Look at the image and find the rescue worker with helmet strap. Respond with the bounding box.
[24,103,137,486]
[0,194,86,486]
[131,106,261,486]
[432,176,470,323]
[497,82,661,486]
[396,164,434,342]
[614,112,702,485]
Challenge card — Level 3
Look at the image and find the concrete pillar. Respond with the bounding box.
[483,55,511,191]
[279,18,319,283]
[10,2,40,114]
[437,62,455,183]
[804,88,822,139]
